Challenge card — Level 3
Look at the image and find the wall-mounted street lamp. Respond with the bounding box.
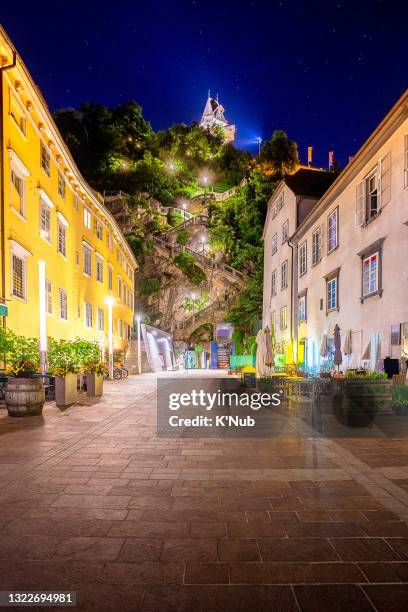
[136,314,142,375]
[38,261,47,375]
[105,296,115,379]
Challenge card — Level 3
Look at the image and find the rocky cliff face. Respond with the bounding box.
[104,192,245,340]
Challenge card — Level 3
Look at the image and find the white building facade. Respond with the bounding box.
[262,168,336,364]
[263,90,408,372]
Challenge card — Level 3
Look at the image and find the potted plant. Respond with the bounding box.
[392,384,408,416]
[83,357,106,397]
[1,329,45,417]
[47,339,79,407]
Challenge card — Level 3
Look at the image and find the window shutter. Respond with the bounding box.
[355,181,364,226]
[380,151,391,207]
[320,223,324,258]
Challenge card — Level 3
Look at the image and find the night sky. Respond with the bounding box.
[1,0,405,166]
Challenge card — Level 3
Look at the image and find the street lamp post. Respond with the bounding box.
[136,314,142,375]
[38,261,47,375]
[256,136,262,156]
[106,297,114,380]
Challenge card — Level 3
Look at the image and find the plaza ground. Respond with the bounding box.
[1,372,408,611]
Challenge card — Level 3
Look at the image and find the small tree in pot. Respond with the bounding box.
[1,329,44,417]
[83,356,106,397]
[47,338,79,407]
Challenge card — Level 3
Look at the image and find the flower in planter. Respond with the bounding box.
[82,357,107,376]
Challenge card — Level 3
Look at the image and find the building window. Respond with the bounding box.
[40,141,50,176]
[118,277,122,299]
[327,277,338,311]
[365,171,379,220]
[281,259,288,289]
[83,206,92,229]
[84,302,93,328]
[271,233,277,255]
[74,195,80,211]
[298,294,306,322]
[312,227,322,265]
[327,208,338,253]
[271,204,277,219]
[10,97,26,134]
[46,279,52,314]
[39,197,51,242]
[270,269,277,297]
[108,264,113,290]
[405,135,408,188]
[97,307,104,331]
[58,288,68,320]
[118,319,123,338]
[11,168,24,216]
[278,192,284,210]
[96,254,104,283]
[95,219,103,240]
[299,241,307,276]
[280,306,287,330]
[83,244,92,276]
[362,253,378,297]
[282,220,289,244]
[117,249,123,266]
[58,171,66,199]
[107,231,113,252]
[12,253,25,299]
[57,219,67,257]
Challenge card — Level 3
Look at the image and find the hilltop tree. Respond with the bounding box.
[260,130,299,178]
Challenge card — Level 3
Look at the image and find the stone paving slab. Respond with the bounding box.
[0,373,408,610]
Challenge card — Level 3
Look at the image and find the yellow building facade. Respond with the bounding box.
[0,27,137,354]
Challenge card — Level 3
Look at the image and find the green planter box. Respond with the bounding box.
[230,355,256,371]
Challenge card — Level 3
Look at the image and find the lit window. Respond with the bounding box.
[362,253,378,296]
[281,259,288,289]
[108,264,113,290]
[83,206,92,229]
[40,141,50,176]
[280,306,287,330]
[39,197,51,242]
[58,288,68,320]
[327,209,338,253]
[282,220,289,244]
[271,233,277,255]
[298,295,306,322]
[84,302,93,328]
[58,171,66,199]
[327,277,338,311]
[118,319,123,337]
[118,277,122,299]
[96,254,104,283]
[83,244,92,276]
[46,279,52,314]
[312,227,322,265]
[107,231,113,252]
[12,253,25,299]
[299,241,307,276]
[97,307,104,331]
[57,220,67,257]
[74,196,80,211]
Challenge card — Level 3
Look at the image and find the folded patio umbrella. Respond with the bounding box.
[343,329,352,355]
[334,324,343,371]
[264,326,274,367]
[319,334,328,357]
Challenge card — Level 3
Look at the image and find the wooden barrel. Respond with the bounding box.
[4,378,45,417]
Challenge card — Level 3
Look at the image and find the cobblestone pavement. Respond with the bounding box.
[1,372,408,611]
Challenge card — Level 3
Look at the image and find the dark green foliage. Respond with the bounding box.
[232,330,244,354]
[176,228,189,246]
[190,323,213,343]
[139,277,161,296]
[173,252,206,286]
[167,210,184,227]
